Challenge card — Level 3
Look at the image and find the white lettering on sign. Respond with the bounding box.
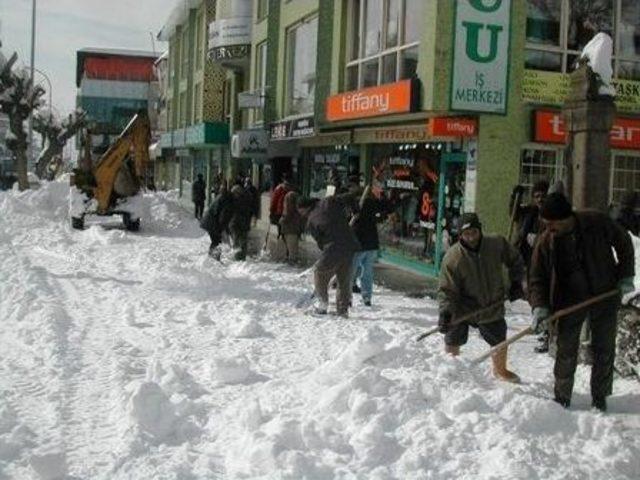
[341,92,390,115]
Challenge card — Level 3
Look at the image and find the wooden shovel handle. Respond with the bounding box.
[416,299,504,342]
[472,289,620,364]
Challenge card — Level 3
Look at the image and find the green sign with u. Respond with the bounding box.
[450,0,512,114]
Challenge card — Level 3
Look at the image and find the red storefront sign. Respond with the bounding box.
[429,117,477,137]
[534,110,640,150]
[326,80,413,121]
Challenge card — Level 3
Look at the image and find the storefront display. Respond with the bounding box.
[371,142,465,264]
[306,147,360,198]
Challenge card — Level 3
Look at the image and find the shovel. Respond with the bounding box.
[472,289,620,364]
[416,299,505,342]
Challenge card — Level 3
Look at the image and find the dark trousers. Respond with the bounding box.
[554,302,618,401]
[231,229,248,260]
[314,256,354,315]
[208,231,222,255]
[195,201,204,220]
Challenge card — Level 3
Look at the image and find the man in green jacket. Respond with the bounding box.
[528,192,635,411]
[438,212,526,383]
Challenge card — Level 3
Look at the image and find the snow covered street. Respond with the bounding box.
[1,182,639,480]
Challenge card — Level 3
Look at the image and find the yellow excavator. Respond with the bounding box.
[70,110,151,231]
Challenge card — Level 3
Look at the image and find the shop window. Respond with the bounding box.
[257,0,268,21]
[196,12,204,71]
[285,15,318,116]
[519,147,564,197]
[371,143,463,264]
[253,41,268,123]
[611,153,640,204]
[346,0,421,90]
[181,27,189,80]
[525,0,640,79]
[309,147,359,198]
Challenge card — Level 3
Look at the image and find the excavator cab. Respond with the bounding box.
[70,110,151,231]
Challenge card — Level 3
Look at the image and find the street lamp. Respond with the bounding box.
[27,0,37,170]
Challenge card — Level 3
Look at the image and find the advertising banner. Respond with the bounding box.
[450,0,512,114]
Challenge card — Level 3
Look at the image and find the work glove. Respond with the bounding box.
[618,277,635,297]
[438,310,452,334]
[526,233,537,247]
[508,281,525,301]
[531,307,550,335]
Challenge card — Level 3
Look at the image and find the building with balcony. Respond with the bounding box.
[157,0,229,209]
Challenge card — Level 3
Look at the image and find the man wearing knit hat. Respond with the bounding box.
[529,192,635,411]
[438,212,526,382]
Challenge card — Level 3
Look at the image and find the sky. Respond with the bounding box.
[0,0,177,116]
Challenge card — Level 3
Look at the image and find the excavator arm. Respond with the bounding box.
[92,111,151,214]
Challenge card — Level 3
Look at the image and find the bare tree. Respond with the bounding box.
[0,47,45,190]
[33,108,87,179]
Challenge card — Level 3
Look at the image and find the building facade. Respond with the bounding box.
[157,0,229,209]
[237,0,639,276]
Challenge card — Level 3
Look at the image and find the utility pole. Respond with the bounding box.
[28,0,37,171]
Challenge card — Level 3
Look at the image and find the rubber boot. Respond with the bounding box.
[445,344,460,357]
[492,347,521,383]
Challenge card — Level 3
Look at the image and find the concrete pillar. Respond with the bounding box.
[562,64,616,211]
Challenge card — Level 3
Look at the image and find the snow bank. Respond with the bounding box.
[1,179,638,479]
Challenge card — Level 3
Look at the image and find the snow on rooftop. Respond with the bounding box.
[579,32,616,96]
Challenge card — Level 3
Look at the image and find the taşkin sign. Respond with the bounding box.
[451,0,512,114]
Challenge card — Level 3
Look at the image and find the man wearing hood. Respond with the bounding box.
[438,212,526,383]
[529,192,635,411]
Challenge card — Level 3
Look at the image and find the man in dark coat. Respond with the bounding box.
[300,194,361,317]
[244,177,261,225]
[200,185,233,260]
[511,180,550,353]
[192,173,206,220]
[229,184,253,260]
[529,192,635,411]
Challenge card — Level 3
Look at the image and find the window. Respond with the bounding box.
[168,45,174,87]
[519,147,565,198]
[194,83,202,124]
[346,0,421,91]
[181,27,189,79]
[285,15,318,116]
[196,13,204,71]
[611,153,640,204]
[254,41,268,122]
[257,0,268,21]
[180,92,187,127]
[525,0,640,80]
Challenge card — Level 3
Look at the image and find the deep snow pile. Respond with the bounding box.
[0,180,639,479]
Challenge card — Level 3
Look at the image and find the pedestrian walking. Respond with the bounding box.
[298,194,361,317]
[269,174,294,227]
[200,184,233,260]
[229,184,253,261]
[512,180,551,353]
[192,173,206,220]
[528,192,635,411]
[438,212,526,383]
[350,186,387,306]
[244,177,261,226]
[279,191,303,264]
